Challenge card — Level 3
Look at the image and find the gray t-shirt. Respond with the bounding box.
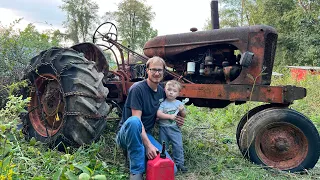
[158,99,183,127]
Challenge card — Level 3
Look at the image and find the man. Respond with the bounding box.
[116,56,185,180]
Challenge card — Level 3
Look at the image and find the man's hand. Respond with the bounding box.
[146,143,158,159]
[175,115,185,127]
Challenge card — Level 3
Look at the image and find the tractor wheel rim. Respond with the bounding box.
[29,74,65,137]
[255,122,308,170]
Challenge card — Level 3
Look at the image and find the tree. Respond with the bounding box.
[112,0,157,51]
[0,21,61,106]
[0,21,61,83]
[203,0,320,66]
[278,4,320,66]
[60,0,99,44]
[220,0,249,28]
[204,0,251,30]
[247,0,320,66]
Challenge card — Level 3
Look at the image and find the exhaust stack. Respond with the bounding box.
[211,0,219,29]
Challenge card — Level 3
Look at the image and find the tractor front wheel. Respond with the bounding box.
[239,108,320,172]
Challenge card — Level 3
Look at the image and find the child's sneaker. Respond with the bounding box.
[177,165,188,173]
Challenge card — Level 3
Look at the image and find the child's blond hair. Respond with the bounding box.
[165,80,182,91]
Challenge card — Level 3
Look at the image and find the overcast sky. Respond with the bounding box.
[0,0,212,35]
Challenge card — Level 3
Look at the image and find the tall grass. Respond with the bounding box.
[0,71,319,179]
[272,69,320,129]
[176,70,320,179]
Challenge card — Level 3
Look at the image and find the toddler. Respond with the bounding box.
[157,80,188,172]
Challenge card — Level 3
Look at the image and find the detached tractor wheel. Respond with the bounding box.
[239,108,320,172]
[22,47,110,147]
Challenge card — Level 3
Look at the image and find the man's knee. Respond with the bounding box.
[124,116,142,132]
[117,116,143,149]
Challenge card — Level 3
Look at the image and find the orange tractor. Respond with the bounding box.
[21,1,319,172]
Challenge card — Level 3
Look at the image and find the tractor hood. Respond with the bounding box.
[143,25,277,59]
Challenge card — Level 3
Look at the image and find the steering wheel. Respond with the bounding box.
[93,22,118,50]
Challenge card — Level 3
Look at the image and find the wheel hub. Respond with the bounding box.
[29,74,65,137]
[274,138,289,152]
[256,122,308,170]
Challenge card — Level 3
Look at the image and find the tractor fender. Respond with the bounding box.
[71,42,109,73]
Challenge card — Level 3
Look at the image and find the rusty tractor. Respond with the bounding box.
[21,0,319,173]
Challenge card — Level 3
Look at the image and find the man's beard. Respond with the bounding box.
[149,77,161,84]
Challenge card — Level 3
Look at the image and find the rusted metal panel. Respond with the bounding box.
[123,82,306,104]
[178,84,305,103]
[190,84,302,103]
[144,29,247,58]
[177,84,305,104]
[282,85,307,103]
[71,42,109,73]
[144,25,277,86]
[144,25,276,58]
[105,81,124,103]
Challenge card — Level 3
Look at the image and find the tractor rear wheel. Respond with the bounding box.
[22,47,109,148]
[239,108,320,172]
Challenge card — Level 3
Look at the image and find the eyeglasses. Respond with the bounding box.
[148,68,164,74]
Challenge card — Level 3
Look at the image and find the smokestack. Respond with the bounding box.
[211,0,219,29]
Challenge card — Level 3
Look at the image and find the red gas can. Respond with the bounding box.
[146,142,174,180]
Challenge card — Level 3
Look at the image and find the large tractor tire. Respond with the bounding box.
[239,108,320,172]
[22,47,110,148]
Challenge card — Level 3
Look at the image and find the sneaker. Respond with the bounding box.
[177,165,188,173]
[130,173,143,180]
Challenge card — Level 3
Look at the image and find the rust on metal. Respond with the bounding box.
[178,84,305,104]
[28,74,65,137]
[105,71,125,103]
[123,82,305,104]
[71,42,109,73]
[255,122,308,170]
[144,25,277,85]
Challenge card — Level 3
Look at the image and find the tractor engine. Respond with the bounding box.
[163,45,243,84]
[143,25,278,86]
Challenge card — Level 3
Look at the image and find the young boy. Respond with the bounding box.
[157,80,188,172]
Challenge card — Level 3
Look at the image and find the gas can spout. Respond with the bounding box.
[160,142,166,159]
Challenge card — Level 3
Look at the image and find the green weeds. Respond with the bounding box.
[175,71,320,179]
[0,72,320,179]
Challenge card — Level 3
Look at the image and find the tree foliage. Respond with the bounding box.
[0,20,61,85]
[111,0,157,51]
[220,0,248,28]
[204,0,250,30]
[205,0,320,66]
[60,0,99,44]
[245,0,320,66]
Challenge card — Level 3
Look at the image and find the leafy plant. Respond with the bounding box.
[0,21,61,84]
[0,83,30,179]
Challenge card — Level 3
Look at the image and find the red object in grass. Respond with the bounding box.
[146,142,174,180]
[287,66,320,81]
